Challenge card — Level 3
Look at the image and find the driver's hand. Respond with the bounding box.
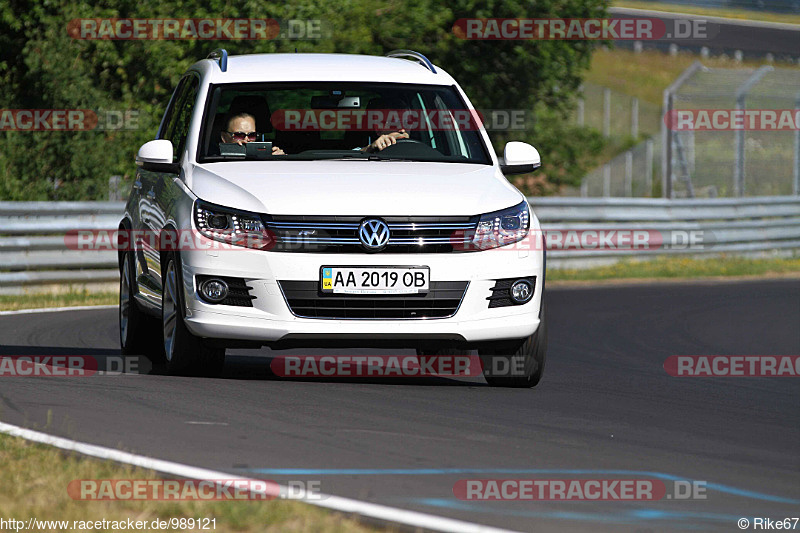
[369,130,409,152]
[272,146,285,156]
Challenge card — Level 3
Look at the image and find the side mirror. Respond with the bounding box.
[136,140,180,173]
[501,141,541,175]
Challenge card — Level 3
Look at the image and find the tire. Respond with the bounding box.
[119,251,163,357]
[162,253,225,377]
[478,309,547,388]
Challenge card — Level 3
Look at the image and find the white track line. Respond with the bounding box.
[0,305,117,316]
[0,421,517,533]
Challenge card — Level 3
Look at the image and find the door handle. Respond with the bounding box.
[133,180,142,190]
[146,189,156,200]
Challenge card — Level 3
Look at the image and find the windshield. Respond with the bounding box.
[198,82,491,164]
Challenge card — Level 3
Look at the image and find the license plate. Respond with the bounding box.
[321,266,429,294]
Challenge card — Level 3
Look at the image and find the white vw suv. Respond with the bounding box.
[119,49,547,387]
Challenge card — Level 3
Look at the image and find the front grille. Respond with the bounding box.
[195,275,256,307]
[487,277,536,308]
[278,280,469,319]
[264,215,478,253]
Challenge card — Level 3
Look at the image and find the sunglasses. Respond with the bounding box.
[225,131,259,142]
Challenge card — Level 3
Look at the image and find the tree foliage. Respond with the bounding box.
[0,0,607,200]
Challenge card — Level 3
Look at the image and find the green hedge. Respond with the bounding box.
[0,0,607,200]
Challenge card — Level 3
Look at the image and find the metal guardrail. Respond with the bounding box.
[0,202,124,292]
[1,197,799,291]
[531,196,800,268]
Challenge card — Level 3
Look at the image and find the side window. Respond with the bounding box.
[414,92,436,149]
[432,93,470,158]
[162,76,200,163]
[158,77,188,141]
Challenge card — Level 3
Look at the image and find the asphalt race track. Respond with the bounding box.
[610,7,800,58]
[1,279,798,532]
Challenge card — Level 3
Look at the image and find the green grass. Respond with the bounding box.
[548,255,800,281]
[0,432,388,532]
[585,48,777,107]
[614,0,800,25]
[0,290,117,311]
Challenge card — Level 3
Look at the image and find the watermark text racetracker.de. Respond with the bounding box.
[269,108,529,132]
[0,355,149,377]
[453,478,708,500]
[665,109,800,131]
[68,479,324,501]
[458,228,709,252]
[452,17,715,41]
[0,109,139,131]
[271,355,484,378]
[664,356,800,377]
[67,18,329,40]
[65,228,712,253]
[270,354,545,380]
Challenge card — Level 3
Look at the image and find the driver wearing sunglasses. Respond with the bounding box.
[221,112,285,155]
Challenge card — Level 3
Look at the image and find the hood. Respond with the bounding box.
[187,161,524,216]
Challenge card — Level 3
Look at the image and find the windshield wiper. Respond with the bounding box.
[367,156,413,161]
[202,153,418,162]
[323,154,370,160]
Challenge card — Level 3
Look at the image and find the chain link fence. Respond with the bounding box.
[574,138,661,198]
[571,66,800,198]
[575,82,662,140]
[565,83,662,197]
[664,63,800,198]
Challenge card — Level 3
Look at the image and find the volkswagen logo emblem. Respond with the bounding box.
[358,219,390,250]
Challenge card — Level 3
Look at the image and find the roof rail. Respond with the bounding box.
[386,50,436,74]
[207,48,228,72]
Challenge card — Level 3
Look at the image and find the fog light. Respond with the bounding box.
[200,278,228,303]
[510,279,533,304]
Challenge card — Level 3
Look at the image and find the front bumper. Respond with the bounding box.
[179,243,544,346]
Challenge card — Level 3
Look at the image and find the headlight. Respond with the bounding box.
[472,200,530,250]
[194,200,273,250]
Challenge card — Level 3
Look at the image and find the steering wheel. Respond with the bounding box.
[376,138,427,151]
[372,137,441,158]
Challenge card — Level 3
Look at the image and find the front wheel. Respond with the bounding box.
[479,310,547,388]
[162,254,225,377]
[119,251,162,357]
